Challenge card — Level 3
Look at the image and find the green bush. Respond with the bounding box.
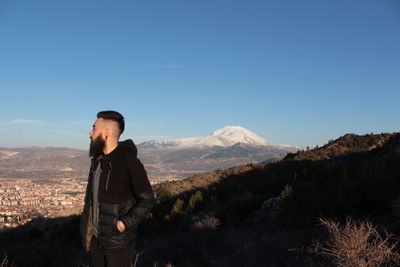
[170,198,185,217]
[187,191,204,212]
[280,185,293,200]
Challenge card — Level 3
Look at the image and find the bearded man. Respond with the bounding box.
[80,110,154,267]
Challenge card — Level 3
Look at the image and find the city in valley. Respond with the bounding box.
[0,178,87,228]
[0,178,164,229]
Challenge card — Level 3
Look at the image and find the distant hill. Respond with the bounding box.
[0,126,297,180]
[284,132,395,161]
[0,146,89,178]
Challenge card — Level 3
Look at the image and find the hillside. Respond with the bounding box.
[284,132,395,161]
[153,132,398,199]
[1,132,400,266]
[0,147,89,178]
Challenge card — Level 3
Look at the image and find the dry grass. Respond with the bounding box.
[191,214,220,229]
[310,217,400,267]
[49,205,84,218]
[154,164,257,197]
[0,257,7,267]
[1,252,16,267]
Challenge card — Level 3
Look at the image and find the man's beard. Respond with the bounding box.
[89,136,105,157]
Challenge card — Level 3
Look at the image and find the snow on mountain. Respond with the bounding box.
[134,126,298,180]
[210,126,269,146]
[148,126,270,148]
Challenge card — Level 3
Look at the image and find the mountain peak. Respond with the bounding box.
[211,126,247,135]
[210,126,269,146]
[150,126,269,148]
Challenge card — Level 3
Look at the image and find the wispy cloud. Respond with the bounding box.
[2,120,92,128]
[2,119,45,125]
[25,129,87,137]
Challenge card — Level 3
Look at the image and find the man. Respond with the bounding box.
[80,110,154,267]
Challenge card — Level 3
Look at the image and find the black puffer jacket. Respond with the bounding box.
[80,139,154,252]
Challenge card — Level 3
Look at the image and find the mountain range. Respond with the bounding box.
[137,126,297,180]
[0,146,88,179]
[140,126,270,148]
[0,126,298,180]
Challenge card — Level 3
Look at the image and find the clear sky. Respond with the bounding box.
[0,0,399,149]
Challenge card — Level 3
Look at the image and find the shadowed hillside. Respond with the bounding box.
[1,132,400,266]
[284,132,395,161]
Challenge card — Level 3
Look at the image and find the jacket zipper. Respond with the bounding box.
[105,161,112,191]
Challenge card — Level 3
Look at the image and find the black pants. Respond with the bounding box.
[90,236,136,267]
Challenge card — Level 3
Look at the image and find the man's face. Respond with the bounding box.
[90,118,104,141]
[89,119,106,157]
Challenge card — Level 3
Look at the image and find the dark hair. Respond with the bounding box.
[97,110,125,135]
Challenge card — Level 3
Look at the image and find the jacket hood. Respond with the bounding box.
[116,139,138,157]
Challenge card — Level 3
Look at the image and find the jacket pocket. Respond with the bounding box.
[112,217,119,233]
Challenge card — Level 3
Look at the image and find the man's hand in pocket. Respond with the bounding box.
[117,220,126,232]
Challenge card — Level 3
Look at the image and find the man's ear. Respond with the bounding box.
[104,127,112,140]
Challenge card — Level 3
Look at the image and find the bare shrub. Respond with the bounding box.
[310,217,400,267]
[191,215,220,229]
[1,257,7,267]
[1,252,16,267]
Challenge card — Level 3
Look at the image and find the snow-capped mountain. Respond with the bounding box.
[141,126,270,148]
[137,126,298,180]
[210,126,269,146]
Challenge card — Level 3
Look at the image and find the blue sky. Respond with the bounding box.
[0,0,399,149]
